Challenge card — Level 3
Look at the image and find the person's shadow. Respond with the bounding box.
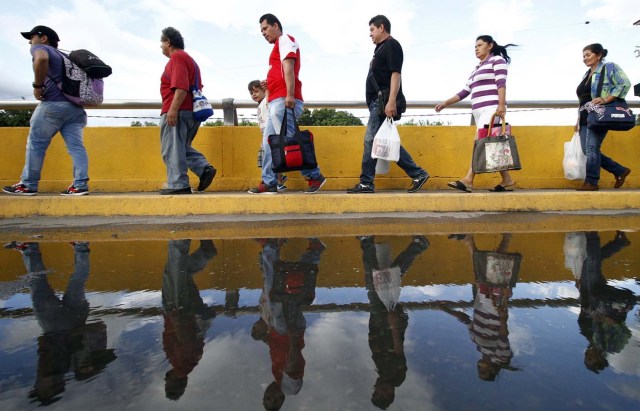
[161,239,217,400]
[574,231,636,373]
[359,235,430,409]
[2,241,116,405]
[251,238,324,411]
[440,233,521,382]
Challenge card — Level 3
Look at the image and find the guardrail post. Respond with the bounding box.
[222,98,238,126]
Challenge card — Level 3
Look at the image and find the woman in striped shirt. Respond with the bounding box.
[436,35,516,193]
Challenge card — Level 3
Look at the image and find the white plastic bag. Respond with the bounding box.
[375,159,390,174]
[563,232,586,280]
[563,132,586,180]
[371,118,401,162]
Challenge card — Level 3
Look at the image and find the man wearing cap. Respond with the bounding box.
[2,26,90,196]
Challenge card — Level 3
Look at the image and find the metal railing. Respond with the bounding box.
[1,99,639,126]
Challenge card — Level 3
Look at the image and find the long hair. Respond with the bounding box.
[477,35,517,63]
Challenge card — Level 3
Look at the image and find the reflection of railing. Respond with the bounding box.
[2,99,639,126]
[0,296,590,318]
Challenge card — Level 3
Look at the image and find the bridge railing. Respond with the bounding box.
[3,99,638,126]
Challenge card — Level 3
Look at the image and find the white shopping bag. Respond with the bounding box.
[563,232,586,280]
[563,132,586,180]
[371,118,401,162]
[375,159,390,174]
[372,242,401,311]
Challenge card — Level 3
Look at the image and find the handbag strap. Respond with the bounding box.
[487,112,507,135]
[277,108,303,152]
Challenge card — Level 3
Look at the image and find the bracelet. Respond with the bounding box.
[32,82,45,89]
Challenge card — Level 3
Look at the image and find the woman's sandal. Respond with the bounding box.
[447,180,472,193]
[488,183,515,192]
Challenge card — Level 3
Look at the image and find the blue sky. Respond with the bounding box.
[0,0,638,126]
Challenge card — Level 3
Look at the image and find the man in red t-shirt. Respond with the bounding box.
[159,27,216,195]
[248,14,326,194]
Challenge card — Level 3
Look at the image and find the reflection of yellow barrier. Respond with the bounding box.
[1,233,636,291]
[1,126,639,192]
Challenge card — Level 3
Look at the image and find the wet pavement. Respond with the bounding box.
[0,214,639,410]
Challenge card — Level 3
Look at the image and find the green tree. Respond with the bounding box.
[0,110,33,127]
[297,108,363,126]
[400,118,449,126]
[130,120,158,126]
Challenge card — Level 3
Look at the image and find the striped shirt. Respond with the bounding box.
[456,55,508,110]
[470,293,512,365]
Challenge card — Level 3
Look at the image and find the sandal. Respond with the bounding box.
[447,180,472,193]
[488,183,515,192]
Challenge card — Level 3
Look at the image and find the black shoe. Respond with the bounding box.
[160,187,192,195]
[408,174,429,193]
[197,166,217,192]
[347,183,374,194]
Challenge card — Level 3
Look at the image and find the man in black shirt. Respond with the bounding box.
[348,15,429,194]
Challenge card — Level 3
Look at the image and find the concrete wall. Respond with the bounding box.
[1,125,638,192]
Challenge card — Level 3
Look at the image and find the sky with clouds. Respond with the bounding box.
[0,0,638,126]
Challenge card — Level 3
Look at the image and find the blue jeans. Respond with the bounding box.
[579,125,626,185]
[260,98,321,187]
[21,101,88,190]
[160,111,211,190]
[360,100,426,187]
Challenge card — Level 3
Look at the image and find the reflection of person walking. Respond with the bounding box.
[440,234,521,381]
[162,239,217,400]
[348,15,429,194]
[359,235,429,409]
[5,242,116,405]
[577,231,635,373]
[158,27,217,195]
[252,238,324,410]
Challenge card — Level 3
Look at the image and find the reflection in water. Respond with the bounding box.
[4,242,116,405]
[0,232,639,410]
[440,234,521,381]
[161,239,217,400]
[252,238,324,411]
[571,231,636,373]
[360,235,430,409]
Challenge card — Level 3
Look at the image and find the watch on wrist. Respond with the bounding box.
[32,82,45,89]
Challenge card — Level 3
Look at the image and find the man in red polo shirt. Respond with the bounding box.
[248,14,326,194]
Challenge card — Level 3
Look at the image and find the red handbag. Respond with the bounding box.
[268,109,318,173]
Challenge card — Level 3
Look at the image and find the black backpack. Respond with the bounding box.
[68,49,112,79]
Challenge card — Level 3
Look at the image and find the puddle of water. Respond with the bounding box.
[0,232,639,410]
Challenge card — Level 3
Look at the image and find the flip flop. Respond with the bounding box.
[488,184,514,192]
[447,180,472,193]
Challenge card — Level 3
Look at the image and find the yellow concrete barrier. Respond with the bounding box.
[1,125,639,192]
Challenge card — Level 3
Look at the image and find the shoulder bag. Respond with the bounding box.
[191,61,213,122]
[586,65,635,132]
[268,109,318,172]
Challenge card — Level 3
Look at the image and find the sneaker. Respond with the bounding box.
[61,185,89,196]
[160,187,192,195]
[347,183,374,194]
[197,166,217,192]
[248,182,277,194]
[277,174,288,192]
[307,238,327,252]
[2,183,37,196]
[304,174,326,194]
[3,241,29,251]
[408,174,429,193]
